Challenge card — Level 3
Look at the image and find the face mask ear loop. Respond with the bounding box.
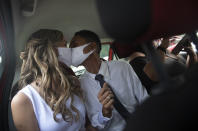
[83,42,96,55]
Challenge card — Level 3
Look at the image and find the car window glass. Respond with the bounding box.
[100,44,110,60]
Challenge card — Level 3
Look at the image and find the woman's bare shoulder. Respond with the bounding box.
[11,91,32,108]
[11,90,39,131]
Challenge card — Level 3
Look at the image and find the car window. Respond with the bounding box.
[100,44,110,60]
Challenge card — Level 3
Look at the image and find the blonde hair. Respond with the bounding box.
[19,30,83,123]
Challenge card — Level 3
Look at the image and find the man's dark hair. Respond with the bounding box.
[133,44,146,54]
[74,30,101,54]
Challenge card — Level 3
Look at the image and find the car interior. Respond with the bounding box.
[0,0,198,130]
[1,0,115,130]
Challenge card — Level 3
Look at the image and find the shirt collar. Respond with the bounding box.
[85,61,110,80]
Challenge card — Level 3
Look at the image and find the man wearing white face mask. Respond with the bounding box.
[70,30,149,131]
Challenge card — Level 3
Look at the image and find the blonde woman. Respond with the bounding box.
[11,29,86,131]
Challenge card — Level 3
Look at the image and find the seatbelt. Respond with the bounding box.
[95,74,131,121]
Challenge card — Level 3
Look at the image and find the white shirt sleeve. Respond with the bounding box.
[98,111,111,125]
[126,63,149,103]
[84,97,111,129]
[80,77,112,129]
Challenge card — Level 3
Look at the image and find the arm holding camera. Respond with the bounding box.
[171,34,198,67]
[184,44,198,67]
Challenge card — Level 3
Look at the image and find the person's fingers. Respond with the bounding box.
[98,86,110,98]
[98,90,113,103]
[184,47,193,52]
[102,83,109,88]
[101,93,114,105]
[83,42,96,54]
[108,93,114,99]
[104,99,114,109]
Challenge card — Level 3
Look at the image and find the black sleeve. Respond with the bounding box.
[129,57,157,94]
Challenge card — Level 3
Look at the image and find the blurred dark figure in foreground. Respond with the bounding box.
[124,62,198,131]
[125,35,198,131]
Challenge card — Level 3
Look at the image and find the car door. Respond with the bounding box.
[0,0,15,130]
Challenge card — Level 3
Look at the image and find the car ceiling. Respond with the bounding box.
[11,0,110,66]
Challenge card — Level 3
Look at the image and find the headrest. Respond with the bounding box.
[97,0,198,43]
[112,41,141,58]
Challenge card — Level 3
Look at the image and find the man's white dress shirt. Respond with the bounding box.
[80,60,148,131]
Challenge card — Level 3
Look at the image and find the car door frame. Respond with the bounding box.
[0,0,16,130]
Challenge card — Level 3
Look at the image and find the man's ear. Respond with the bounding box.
[83,42,97,54]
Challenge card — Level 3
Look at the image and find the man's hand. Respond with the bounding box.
[172,35,191,55]
[184,46,198,67]
[184,46,194,55]
[97,83,114,118]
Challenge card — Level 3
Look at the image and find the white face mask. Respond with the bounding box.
[57,47,72,67]
[71,43,94,67]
